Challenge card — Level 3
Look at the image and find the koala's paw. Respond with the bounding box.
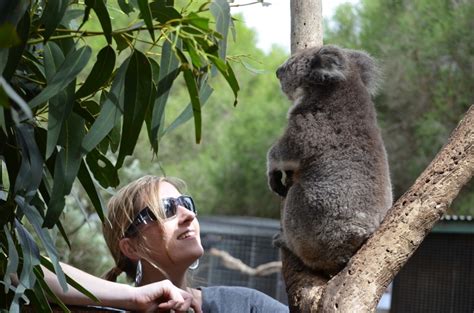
[268,170,288,197]
[307,45,347,84]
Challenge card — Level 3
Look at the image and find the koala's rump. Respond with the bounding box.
[282,172,382,274]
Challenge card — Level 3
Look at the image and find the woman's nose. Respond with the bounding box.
[177,205,195,223]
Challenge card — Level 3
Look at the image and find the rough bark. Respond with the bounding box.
[290,0,323,53]
[282,105,474,312]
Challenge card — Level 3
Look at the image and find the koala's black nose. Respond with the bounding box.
[276,66,284,79]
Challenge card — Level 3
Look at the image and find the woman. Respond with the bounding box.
[46,176,288,312]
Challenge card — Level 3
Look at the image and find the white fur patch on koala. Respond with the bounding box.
[271,160,300,172]
[288,87,305,116]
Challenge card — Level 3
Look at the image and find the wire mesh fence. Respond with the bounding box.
[194,216,288,304]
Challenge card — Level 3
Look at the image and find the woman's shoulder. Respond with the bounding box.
[201,286,288,313]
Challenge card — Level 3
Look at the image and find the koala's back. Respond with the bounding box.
[283,83,392,275]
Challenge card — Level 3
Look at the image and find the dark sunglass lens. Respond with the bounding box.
[163,199,176,218]
[161,196,196,218]
[181,196,197,214]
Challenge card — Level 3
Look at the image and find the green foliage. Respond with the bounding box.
[0,0,238,310]
[324,0,474,214]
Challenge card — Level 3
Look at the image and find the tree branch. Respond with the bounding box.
[282,105,474,312]
[209,248,282,276]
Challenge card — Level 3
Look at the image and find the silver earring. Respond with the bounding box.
[189,259,199,270]
[135,260,143,286]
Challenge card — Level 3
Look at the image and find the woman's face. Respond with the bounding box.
[142,181,204,269]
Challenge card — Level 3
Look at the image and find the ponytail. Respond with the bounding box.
[103,256,136,282]
[104,266,123,282]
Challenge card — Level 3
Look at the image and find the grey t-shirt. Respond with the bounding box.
[201,286,289,313]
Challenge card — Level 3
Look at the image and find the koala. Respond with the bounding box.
[267,45,392,276]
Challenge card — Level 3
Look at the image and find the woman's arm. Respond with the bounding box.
[43,262,201,312]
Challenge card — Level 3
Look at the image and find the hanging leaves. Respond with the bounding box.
[0,0,240,310]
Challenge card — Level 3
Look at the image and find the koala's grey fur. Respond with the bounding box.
[267,45,392,276]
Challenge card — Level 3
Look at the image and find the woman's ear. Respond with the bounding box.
[119,238,140,261]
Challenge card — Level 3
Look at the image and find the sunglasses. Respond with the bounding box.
[124,196,197,237]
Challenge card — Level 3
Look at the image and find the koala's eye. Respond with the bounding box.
[329,56,342,67]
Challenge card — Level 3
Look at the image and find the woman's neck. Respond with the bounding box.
[140,261,187,289]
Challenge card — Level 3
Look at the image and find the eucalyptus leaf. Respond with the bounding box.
[40,0,69,41]
[81,58,129,153]
[182,67,202,143]
[13,124,43,201]
[165,77,213,134]
[109,113,121,153]
[210,0,231,59]
[46,82,75,159]
[22,50,46,82]
[61,9,84,28]
[118,0,135,15]
[209,55,239,106]
[84,0,112,44]
[183,39,203,68]
[29,46,92,109]
[43,42,65,82]
[116,50,153,167]
[113,33,131,53]
[149,1,182,24]
[77,160,105,222]
[30,269,54,312]
[185,12,210,31]
[149,38,180,152]
[137,0,155,41]
[16,196,68,291]
[85,149,120,188]
[44,113,85,228]
[2,10,29,80]
[3,225,18,293]
[149,57,160,82]
[11,219,40,313]
[76,45,116,99]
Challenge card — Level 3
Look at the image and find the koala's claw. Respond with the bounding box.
[272,232,286,248]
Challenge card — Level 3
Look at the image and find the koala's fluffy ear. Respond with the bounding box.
[302,46,347,85]
[348,50,382,96]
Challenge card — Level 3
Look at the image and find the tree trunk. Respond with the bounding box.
[281,105,474,312]
[290,0,323,53]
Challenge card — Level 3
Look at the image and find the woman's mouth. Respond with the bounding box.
[177,230,195,240]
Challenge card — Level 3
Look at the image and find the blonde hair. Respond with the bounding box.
[102,175,187,281]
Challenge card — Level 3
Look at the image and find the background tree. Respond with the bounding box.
[0,0,239,311]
